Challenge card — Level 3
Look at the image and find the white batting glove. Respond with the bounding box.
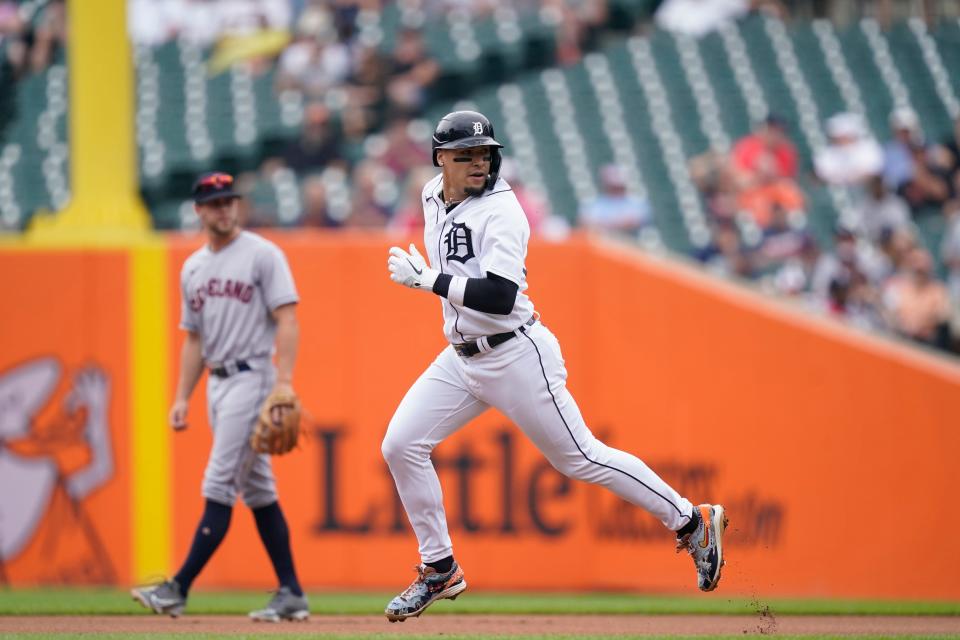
[388,244,440,291]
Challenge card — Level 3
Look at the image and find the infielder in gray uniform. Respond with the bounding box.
[132,172,308,622]
[381,111,728,622]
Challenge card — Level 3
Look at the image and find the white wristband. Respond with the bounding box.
[448,276,468,306]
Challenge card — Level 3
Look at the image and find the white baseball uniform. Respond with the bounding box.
[382,175,695,562]
[180,230,299,508]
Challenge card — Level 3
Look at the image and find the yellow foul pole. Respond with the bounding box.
[27,0,151,244]
[18,0,174,583]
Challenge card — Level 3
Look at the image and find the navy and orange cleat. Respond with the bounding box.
[677,504,728,592]
[384,562,466,622]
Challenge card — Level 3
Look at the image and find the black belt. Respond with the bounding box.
[210,360,251,378]
[454,317,536,358]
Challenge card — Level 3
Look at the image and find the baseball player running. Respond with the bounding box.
[131,172,308,622]
[382,111,728,622]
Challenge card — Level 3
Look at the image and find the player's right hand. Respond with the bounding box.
[387,244,439,291]
[169,400,189,431]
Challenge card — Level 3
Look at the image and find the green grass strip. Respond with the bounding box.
[0,632,951,640]
[0,590,958,616]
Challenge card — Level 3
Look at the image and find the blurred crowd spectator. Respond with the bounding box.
[655,0,787,37]
[691,114,807,228]
[690,108,960,355]
[0,0,65,78]
[731,115,805,228]
[128,0,295,47]
[881,108,954,212]
[578,164,650,238]
[814,112,883,186]
[656,0,752,37]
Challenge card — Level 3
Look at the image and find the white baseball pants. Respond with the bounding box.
[204,362,277,508]
[382,320,694,562]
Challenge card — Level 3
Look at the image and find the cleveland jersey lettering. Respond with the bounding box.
[180,231,298,364]
[188,278,255,312]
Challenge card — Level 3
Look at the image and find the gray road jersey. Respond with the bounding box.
[180,231,298,364]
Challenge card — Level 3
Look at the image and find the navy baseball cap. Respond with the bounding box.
[192,171,241,203]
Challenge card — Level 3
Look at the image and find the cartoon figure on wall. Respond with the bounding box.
[0,357,116,584]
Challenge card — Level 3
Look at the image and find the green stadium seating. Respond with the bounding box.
[2,9,959,263]
[885,21,954,141]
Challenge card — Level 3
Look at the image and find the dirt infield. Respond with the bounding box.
[2,615,959,636]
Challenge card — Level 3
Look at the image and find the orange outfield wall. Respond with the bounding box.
[165,231,960,599]
[0,251,131,586]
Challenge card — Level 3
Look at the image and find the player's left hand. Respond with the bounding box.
[388,244,439,291]
[251,388,302,455]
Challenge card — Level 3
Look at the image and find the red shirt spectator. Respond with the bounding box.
[731,115,798,182]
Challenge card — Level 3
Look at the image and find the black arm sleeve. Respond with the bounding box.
[433,273,453,297]
[431,271,518,315]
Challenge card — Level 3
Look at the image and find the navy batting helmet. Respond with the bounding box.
[432,110,504,190]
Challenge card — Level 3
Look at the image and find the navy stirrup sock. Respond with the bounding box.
[253,501,303,597]
[426,555,454,574]
[676,508,700,538]
[174,499,233,595]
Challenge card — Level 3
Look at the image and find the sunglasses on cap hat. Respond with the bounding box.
[192,171,241,203]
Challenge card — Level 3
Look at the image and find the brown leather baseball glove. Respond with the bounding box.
[250,391,301,455]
